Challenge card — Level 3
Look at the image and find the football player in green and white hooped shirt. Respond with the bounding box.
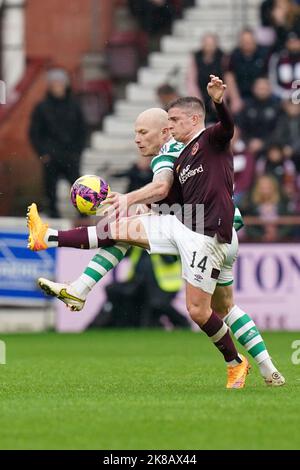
[33,108,284,386]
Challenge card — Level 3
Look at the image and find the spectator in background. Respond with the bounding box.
[241,174,294,241]
[237,76,281,155]
[261,0,276,26]
[29,68,86,218]
[156,84,180,109]
[186,33,226,122]
[128,0,175,35]
[256,143,297,199]
[269,30,300,99]
[225,29,269,113]
[261,0,300,50]
[111,155,153,192]
[232,127,256,205]
[271,100,300,171]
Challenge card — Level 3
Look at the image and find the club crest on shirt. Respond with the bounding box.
[192,142,199,156]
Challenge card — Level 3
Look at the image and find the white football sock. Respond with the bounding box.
[45,228,58,248]
[259,358,278,378]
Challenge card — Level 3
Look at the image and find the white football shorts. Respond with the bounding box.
[139,214,235,295]
[216,227,238,287]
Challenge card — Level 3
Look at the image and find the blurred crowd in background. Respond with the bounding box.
[185,0,300,242]
[1,0,300,330]
[1,0,300,244]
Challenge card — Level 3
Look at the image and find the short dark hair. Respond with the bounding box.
[166,96,205,115]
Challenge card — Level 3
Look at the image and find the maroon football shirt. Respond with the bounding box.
[173,101,235,243]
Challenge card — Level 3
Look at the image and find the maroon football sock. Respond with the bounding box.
[57,226,114,249]
[201,311,241,363]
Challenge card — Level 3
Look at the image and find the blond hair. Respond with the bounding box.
[252,175,280,205]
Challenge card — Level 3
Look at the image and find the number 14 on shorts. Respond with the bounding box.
[190,252,220,282]
[190,252,208,272]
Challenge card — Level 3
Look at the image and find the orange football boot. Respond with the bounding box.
[226,355,250,389]
[27,203,49,251]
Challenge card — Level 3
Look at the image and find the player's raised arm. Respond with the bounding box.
[207,74,234,145]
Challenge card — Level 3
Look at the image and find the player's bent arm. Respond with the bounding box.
[127,170,174,206]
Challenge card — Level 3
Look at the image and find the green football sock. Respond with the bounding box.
[224,305,277,377]
[71,243,129,297]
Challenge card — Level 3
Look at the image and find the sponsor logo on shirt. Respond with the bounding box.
[179,164,204,184]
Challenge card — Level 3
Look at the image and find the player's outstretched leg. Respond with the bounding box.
[27,203,113,251]
[38,243,129,311]
[28,205,147,310]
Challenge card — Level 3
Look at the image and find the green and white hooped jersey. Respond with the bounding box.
[150,138,185,176]
[150,138,244,232]
[233,206,244,232]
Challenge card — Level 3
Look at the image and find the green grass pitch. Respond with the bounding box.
[0,329,299,450]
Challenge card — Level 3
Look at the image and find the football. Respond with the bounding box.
[70,175,110,216]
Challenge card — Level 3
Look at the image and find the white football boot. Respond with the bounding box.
[38,278,85,311]
[264,371,286,386]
